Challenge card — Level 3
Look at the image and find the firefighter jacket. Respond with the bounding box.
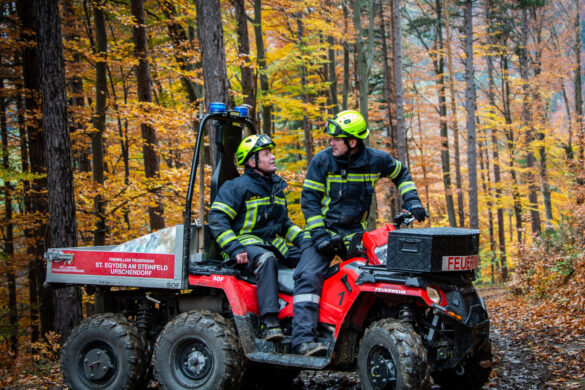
[209,168,305,260]
[301,144,422,246]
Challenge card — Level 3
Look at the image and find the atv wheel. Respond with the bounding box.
[432,338,492,390]
[153,310,245,390]
[358,319,431,390]
[61,313,147,390]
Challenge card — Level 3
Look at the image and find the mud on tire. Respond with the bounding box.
[152,310,245,390]
[61,313,148,390]
[358,319,431,390]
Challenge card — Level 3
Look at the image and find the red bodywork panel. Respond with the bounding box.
[188,226,447,338]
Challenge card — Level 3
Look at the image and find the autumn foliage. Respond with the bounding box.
[1,0,585,387]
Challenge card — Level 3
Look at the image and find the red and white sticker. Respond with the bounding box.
[442,255,479,271]
[50,250,175,279]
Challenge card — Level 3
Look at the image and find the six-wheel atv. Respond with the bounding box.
[46,104,491,390]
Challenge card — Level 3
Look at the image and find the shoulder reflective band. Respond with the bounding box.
[211,202,237,219]
[390,160,403,180]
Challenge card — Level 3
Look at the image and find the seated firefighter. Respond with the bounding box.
[208,134,306,341]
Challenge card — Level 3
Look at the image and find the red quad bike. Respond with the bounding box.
[46,105,491,390]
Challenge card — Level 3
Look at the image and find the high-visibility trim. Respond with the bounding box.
[271,236,288,255]
[304,179,325,192]
[217,230,237,247]
[210,202,237,219]
[390,161,403,180]
[306,215,325,230]
[285,225,302,242]
[245,197,271,207]
[398,181,416,195]
[293,294,321,304]
[238,234,264,246]
[274,196,286,206]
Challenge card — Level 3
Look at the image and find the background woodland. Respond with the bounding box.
[0,0,584,385]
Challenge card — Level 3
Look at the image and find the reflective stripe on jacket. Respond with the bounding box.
[209,168,304,259]
[301,145,421,244]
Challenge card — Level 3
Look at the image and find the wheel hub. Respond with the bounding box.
[176,340,213,381]
[368,347,397,389]
[82,348,114,381]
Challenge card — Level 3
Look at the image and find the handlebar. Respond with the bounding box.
[394,211,416,229]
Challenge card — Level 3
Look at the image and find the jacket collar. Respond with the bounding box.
[244,167,286,189]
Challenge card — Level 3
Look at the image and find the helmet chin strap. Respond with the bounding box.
[341,137,358,160]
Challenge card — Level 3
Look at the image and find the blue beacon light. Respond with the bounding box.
[233,106,249,117]
[209,102,226,113]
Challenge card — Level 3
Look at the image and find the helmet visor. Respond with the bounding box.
[252,134,274,151]
[325,119,346,137]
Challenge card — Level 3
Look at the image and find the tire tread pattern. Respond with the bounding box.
[358,318,431,390]
[152,310,245,390]
[61,313,147,390]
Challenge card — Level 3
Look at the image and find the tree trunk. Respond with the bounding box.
[161,0,202,104]
[392,0,407,178]
[575,0,583,159]
[233,0,256,120]
[463,0,478,229]
[379,0,398,217]
[35,0,82,340]
[131,0,165,231]
[379,0,395,145]
[502,55,523,244]
[436,0,456,227]
[63,0,90,173]
[253,0,272,135]
[530,8,552,228]
[352,0,375,124]
[327,34,339,115]
[92,1,107,245]
[297,16,313,164]
[197,0,230,171]
[478,137,495,282]
[0,78,18,356]
[443,0,464,225]
[485,0,507,281]
[18,0,48,340]
[519,6,541,235]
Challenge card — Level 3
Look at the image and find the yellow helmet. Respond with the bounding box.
[236,134,275,165]
[325,110,369,139]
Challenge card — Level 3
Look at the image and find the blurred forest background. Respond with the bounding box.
[0,0,584,386]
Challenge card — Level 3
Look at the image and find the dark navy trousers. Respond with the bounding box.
[291,244,330,348]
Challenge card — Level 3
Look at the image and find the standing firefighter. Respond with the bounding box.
[209,134,305,341]
[292,110,428,356]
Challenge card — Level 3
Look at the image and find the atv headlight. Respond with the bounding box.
[427,287,441,304]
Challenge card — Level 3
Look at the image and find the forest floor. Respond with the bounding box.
[2,287,584,389]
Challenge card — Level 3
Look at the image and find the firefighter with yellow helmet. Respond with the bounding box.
[209,134,306,341]
[291,110,427,356]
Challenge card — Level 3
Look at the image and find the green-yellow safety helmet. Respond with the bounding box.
[325,110,369,139]
[236,134,275,165]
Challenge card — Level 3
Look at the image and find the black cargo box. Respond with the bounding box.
[386,227,480,273]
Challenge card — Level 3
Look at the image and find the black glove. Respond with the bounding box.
[408,204,428,222]
[316,236,347,258]
[316,239,334,256]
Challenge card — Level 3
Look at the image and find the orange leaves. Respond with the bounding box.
[487,292,585,389]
